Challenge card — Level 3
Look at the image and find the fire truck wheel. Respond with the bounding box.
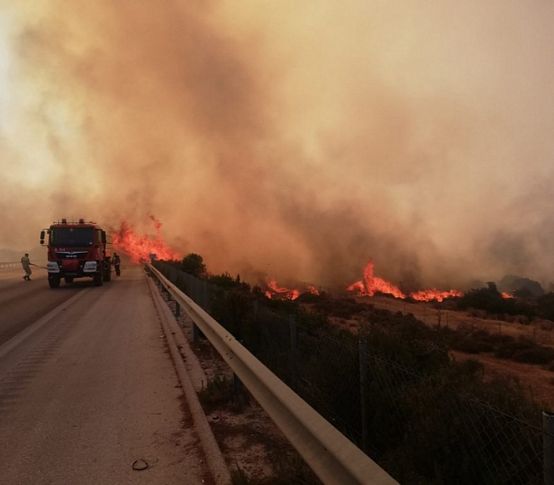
[48,276,61,288]
[93,272,103,286]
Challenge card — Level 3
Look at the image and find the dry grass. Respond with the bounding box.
[368,295,554,346]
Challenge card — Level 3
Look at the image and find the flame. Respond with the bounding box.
[501,291,514,299]
[410,289,463,302]
[112,217,180,263]
[347,260,463,302]
[347,261,406,299]
[264,280,320,300]
[307,285,320,296]
[265,279,300,300]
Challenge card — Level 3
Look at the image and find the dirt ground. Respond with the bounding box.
[450,350,554,409]
[168,298,319,484]
[369,295,554,346]
[358,295,554,409]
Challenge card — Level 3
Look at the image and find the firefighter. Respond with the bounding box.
[112,252,121,276]
[21,253,32,281]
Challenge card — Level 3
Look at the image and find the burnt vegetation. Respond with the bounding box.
[453,280,554,325]
[156,256,547,484]
[457,282,536,319]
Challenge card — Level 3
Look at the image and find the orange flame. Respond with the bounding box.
[264,280,320,300]
[307,285,320,296]
[347,260,463,302]
[347,261,406,299]
[501,291,514,299]
[112,217,180,263]
[410,289,463,302]
[265,279,300,300]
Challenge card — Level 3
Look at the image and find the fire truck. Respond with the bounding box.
[40,219,112,288]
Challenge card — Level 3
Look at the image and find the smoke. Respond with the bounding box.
[1,1,553,288]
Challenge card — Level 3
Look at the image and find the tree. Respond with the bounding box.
[181,253,206,277]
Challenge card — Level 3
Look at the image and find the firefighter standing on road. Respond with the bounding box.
[112,252,121,276]
[21,253,32,281]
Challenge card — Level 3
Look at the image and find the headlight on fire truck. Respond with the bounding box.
[47,262,60,273]
[83,261,98,273]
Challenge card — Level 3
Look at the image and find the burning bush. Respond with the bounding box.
[537,292,554,321]
[458,282,536,320]
[153,259,543,484]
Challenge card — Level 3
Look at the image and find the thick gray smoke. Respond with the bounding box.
[1,1,553,289]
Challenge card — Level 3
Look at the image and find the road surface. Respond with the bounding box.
[0,266,212,484]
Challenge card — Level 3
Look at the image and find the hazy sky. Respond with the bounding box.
[0,1,553,289]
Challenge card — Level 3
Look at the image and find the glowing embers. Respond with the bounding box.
[112,216,180,263]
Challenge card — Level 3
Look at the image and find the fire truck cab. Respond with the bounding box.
[40,219,112,288]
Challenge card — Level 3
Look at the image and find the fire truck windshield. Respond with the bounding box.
[50,227,95,247]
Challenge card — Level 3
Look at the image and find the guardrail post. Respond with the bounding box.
[544,411,554,485]
[233,371,246,406]
[192,322,200,342]
[359,332,369,453]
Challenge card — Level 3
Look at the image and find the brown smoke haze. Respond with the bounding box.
[1,1,553,288]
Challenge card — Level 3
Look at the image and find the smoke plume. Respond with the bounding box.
[1,1,553,288]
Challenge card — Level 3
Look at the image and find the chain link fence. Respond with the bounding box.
[153,260,547,484]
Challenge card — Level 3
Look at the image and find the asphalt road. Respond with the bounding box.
[0,266,211,484]
[0,267,84,345]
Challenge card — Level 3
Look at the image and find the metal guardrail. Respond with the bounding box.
[147,263,397,485]
[0,261,20,270]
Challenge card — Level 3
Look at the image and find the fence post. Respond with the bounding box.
[253,300,259,320]
[202,280,209,313]
[544,411,554,485]
[359,332,369,453]
[289,315,297,389]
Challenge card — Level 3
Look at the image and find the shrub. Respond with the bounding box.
[512,346,554,365]
[181,253,206,277]
[538,293,554,321]
[458,284,536,319]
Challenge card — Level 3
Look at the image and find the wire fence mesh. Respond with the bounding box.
[152,260,546,484]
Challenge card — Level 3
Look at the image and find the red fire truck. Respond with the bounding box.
[40,219,112,288]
